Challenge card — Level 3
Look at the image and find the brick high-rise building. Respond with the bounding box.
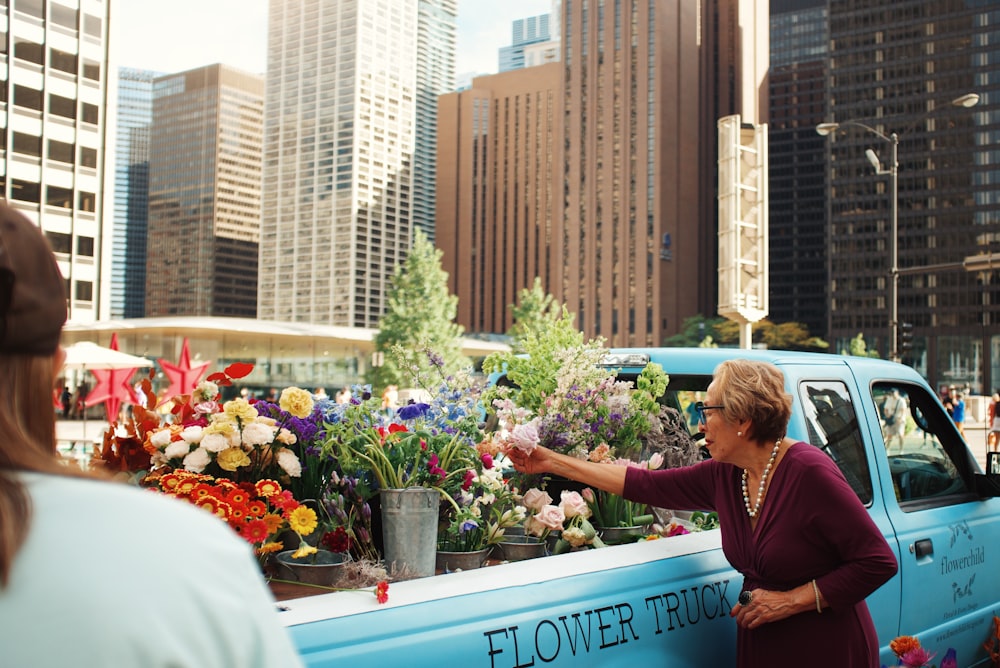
[438,1,769,346]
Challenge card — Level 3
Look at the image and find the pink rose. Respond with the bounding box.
[533,504,566,532]
[522,487,553,512]
[560,490,591,519]
[509,421,540,454]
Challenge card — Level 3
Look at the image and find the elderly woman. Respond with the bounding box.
[0,204,303,667]
[506,358,897,667]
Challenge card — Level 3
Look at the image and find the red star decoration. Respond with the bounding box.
[158,338,211,406]
[85,333,141,422]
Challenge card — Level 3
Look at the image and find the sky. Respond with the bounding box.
[114,0,554,78]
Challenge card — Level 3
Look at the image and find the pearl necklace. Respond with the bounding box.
[741,439,782,518]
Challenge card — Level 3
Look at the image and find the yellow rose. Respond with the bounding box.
[279,387,314,418]
[223,397,259,423]
[216,446,252,472]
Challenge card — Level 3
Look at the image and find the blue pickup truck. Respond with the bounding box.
[279,348,1000,666]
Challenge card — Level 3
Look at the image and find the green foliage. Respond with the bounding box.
[507,278,564,354]
[371,231,470,391]
[841,333,881,359]
[483,306,601,415]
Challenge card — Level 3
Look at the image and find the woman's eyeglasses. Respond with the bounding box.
[694,401,725,424]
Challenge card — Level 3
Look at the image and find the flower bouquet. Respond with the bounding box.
[143,470,318,559]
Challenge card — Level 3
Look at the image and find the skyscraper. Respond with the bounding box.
[499,14,553,72]
[413,0,458,242]
[767,0,828,338]
[111,67,156,319]
[437,64,563,335]
[145,65,263,317]
[1,0,112,324]
[822,1,996,391]
[438,1,769,346]
[258,0,456,328]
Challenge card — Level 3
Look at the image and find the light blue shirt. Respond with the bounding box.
[0,473,304,667]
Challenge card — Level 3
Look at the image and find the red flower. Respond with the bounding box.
[321,527,351,553]
[375,581,389,604]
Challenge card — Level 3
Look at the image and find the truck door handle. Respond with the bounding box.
[912,539,933,559]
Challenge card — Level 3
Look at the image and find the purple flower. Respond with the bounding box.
[398,402,431,420]
[459,519,479,533]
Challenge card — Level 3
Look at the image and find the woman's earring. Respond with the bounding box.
[737,431,743,437]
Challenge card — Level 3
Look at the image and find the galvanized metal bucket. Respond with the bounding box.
[380,487,439,578]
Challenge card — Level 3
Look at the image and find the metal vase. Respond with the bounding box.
[435,548,491,572]
[380,487,439,578]
[274,549,347,586]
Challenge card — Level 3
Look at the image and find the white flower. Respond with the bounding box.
[276,448,302,477]
[150,429,173,449]
[193,380,219,403]
[241,421,276,447]
[164,440,192,460]
[183,447,211,473]
[201,432,230,453]
[180,425,204,443]
[509,420,541,454]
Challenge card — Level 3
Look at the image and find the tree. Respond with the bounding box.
[371,231,469,390]
[662,316,729,347]
[507,277,564,353]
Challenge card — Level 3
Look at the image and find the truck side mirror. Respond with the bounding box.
[975,452,1000,497]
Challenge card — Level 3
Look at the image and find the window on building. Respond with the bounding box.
[77,191,95,212]
[82,58,100,81]
[16,0,44,20]
[50,3,78,29]
[48,139,74,164]
[74,281,93,302]
[49,48,77,74]
[46,185,73,209]
[14,85,43,112]
[81,102,98,125]
[11,180,40,204]
[49,94,75,119]
[13,37,43,65]
[46,231,71,254]
[76,236,94,257]
[83,13,101,38]
[12,132,42,158]
[79,146,96,168]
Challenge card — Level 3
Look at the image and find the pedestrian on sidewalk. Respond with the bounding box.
[990,392,1000,453]
[949,388,966,439]
[0,203,303,668]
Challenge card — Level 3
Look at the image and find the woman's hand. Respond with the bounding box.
[505,444,554,475]
[730,583,819,629]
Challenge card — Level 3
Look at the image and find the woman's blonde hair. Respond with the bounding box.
[0,353,88,587]
[713,359,792,444]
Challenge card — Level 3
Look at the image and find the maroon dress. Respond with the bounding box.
[625,442,898,667]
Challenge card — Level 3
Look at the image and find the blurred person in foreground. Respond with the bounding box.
[0,203,304,667]
[506,358,898,667]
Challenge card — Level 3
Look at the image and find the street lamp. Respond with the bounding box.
[816,93,980,362]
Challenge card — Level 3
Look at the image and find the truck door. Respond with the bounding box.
[785,373,902,649]
[871,380,1000,665]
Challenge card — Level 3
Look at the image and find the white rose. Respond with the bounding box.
[276,448,302,477]
[182,447,211,473]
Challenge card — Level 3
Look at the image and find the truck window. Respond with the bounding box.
[798,380,874,505]
[872,382,971,509]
